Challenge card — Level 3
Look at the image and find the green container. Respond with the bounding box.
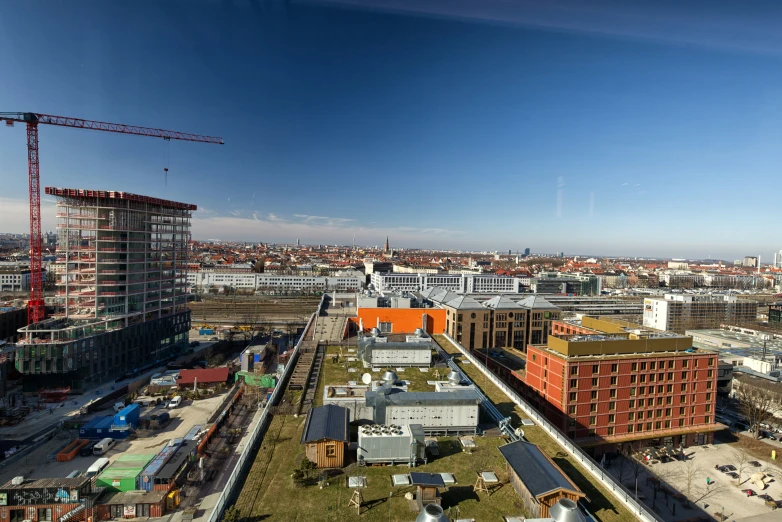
[96,454,155,492]
[96,467,143,492]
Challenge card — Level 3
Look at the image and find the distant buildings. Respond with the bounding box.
[370,272,521,294]
[0,265,40,292]
[529,272,600,296]
[524,248,531,256]
[770,303,782,326]
[643,294,758,333]
[421,288,560,350]
[188,269,364,294]
[744,256,758,268]
[775,250,782,269]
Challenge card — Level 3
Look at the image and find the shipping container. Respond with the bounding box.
[57,439,90,462]
[114,403,140,428]
[138,440,183,491]
[199,328,214,335]
[95,454,154,492]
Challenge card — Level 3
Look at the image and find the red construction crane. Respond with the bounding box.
[0,112,224,325]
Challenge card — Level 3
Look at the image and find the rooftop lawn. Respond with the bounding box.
[315,345,437,407]
[235,416,529,522]
[432,335,636,522]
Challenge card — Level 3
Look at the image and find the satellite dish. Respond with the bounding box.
[361,373,372,385]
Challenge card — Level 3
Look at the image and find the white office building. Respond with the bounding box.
[188,270,363,293]
[370,272,520,294]
[643,293,758,333]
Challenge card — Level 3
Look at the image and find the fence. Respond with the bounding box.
[431,342,518,441]
[441,333,664,522]
[205,294,325,522]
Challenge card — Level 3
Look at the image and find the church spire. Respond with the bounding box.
[385,235,389,252]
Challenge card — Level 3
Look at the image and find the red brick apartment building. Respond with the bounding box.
[522,317,723,456]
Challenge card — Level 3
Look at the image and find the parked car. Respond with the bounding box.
[749,461,762,468]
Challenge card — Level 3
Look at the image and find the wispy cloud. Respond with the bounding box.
[293,214,354,227]
[189,210,461,246]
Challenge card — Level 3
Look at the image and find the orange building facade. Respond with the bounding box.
[349,308,446,335]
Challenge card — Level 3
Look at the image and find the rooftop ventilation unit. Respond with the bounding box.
[415,504,450,522]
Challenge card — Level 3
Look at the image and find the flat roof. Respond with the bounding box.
[156,440,197,480]
[45,186,196,211]
[103,489,168,505]
[1,478,90,490]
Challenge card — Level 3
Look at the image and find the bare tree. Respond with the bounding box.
[615,456,631,485]
[661,459,727,507]
[731,441,752,487]
[735,375,782,439]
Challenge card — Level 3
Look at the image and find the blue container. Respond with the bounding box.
[79,417,103,439]
[114,404,140,428]
[93,416,114,438]
[199,328,214,335]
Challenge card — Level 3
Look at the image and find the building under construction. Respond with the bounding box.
[14,188,194,389]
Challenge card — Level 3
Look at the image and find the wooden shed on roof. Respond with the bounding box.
[498,440,585,519]
[301,405,350,468]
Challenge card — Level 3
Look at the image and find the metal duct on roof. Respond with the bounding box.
[382,370,398,384]
[447,370,461,385]
[414,504,449,522]
[370,328,380,337]
[549,498,586,522]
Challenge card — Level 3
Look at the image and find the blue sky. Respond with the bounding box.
[1,0,782,260]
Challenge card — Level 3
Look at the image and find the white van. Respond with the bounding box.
[66,470,81,479]
[86,457,110,477]
[113,402,126,413]
[93,438,115,455]
[168,396,182,409]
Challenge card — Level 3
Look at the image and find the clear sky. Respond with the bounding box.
[1,0,782,260]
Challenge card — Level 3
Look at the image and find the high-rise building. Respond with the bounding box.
[744,256,758,268]
[774,250,782,269]
[524,248,530,257]
[521,317,721,456]
[642,294,757,333]
[14,187,193,389]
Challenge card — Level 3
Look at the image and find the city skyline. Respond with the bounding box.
[2,2,782,260]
